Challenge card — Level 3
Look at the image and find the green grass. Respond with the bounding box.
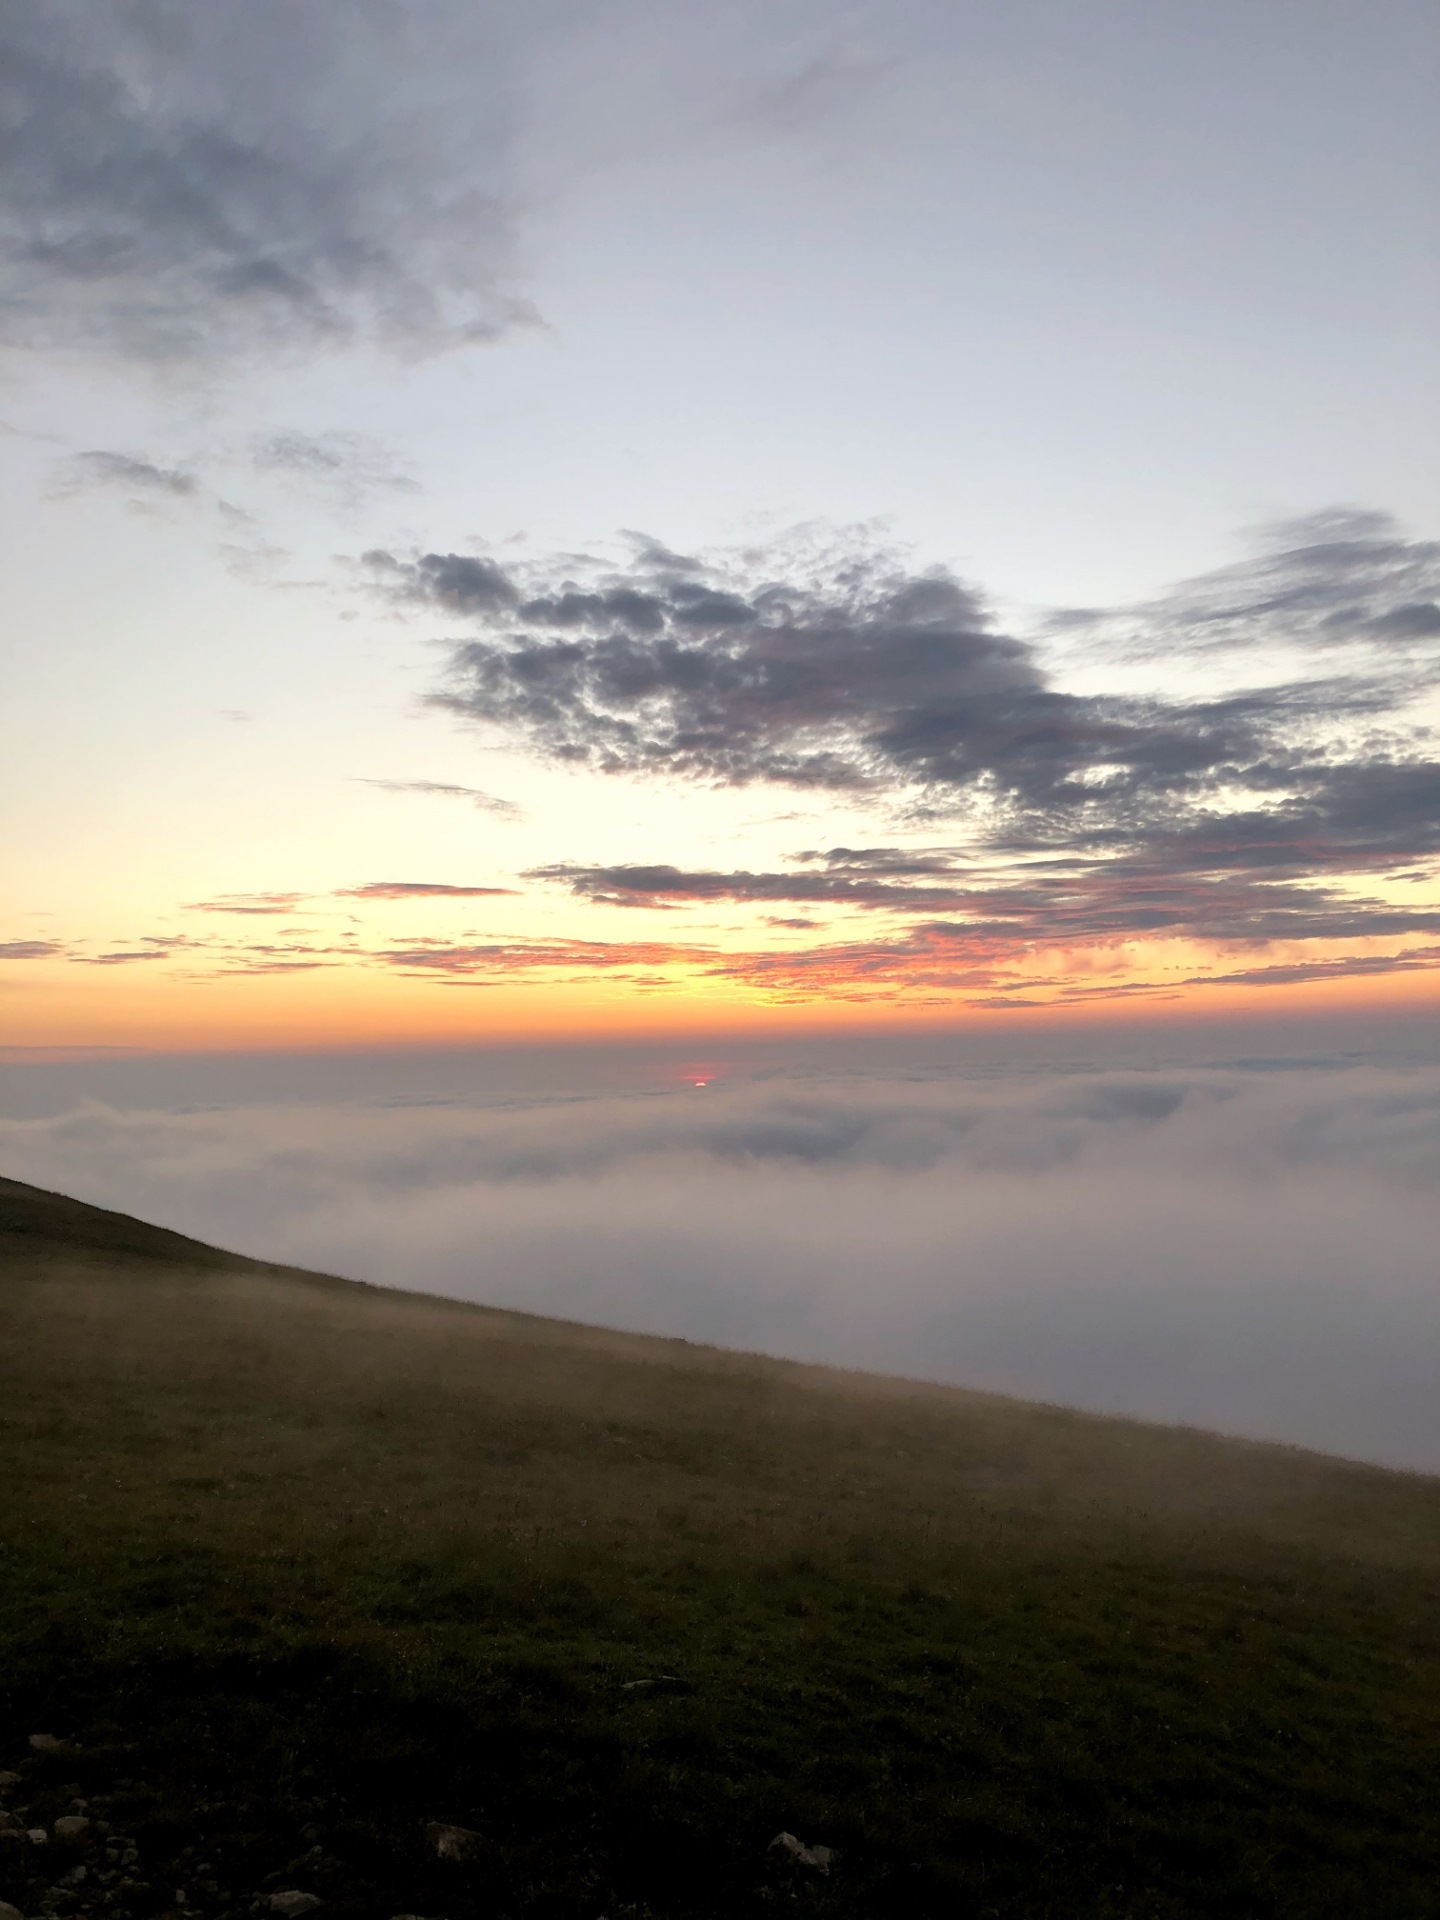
[2,1171,1438,1919]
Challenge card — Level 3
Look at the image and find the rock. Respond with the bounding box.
[0,1900,24,1920]
[54,1820,89,1842]
[57,1870,85,1890]
[268,1895,321,1917]
[28,1738,62,1754]
[0,1771,22,1785]
[426,1824,480,1863]
[768,1832,833,1873]
[29,1829,50,1846]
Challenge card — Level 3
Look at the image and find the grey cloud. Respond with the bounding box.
[251,431,418,508]
[0,0,535,365]
[521,852,1440,964]
[59,449,197,496]
[0,939,62,959]
[370,517,1440,967]
[355,778,523,820]
[338,881,518,900]
[3,1053,1439,1469]
[527,861,973,913]
[371,549,521,613]
[1185,948,1440,990]
[1063,509,1440,664]
[70,948,172,966]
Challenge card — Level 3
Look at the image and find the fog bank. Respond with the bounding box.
[3,1045,1438,1472]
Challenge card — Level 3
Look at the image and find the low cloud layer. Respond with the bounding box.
[4,1046,1437,1472]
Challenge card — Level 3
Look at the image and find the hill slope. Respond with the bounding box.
[2,1175,1438,1919]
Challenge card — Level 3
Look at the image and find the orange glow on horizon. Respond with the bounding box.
[4,941,1438,1055]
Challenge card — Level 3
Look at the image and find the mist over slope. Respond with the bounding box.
[3,1037,1438,1471]
[4,1166,1440,1920]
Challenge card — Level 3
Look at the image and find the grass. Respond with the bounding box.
[1,1171,1438,1918]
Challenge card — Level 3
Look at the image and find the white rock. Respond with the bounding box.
[426,1824,480,1863]
[28,1737,61,1753]
[269,1893,322,1917]
[768,1832,833,1873]
[28,1829,48,1846]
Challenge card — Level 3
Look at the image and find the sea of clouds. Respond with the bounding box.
[3,1035,1438,1472]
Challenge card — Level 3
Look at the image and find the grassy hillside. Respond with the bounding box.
[2,1173,1438,1919]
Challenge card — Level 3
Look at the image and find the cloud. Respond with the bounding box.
[527,860,972,912]
[338,881,518,900]
[0,939,62,959]
[355,778,523,820]
[251,431,417,509]
[181,892,308,915]
[1060,508,1440,666]
[344,515,1440,997]
[4,1049,1439,1471]
[57,449,198,497]
[70,948,173,966]
[0,0,536,365]
[379,519,1439,867]
[1184,947,1440,989]
[374,935,716,983]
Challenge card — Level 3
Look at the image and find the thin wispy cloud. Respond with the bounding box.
[56,450,199,499]
[355,778,523,820]
[339,881,518,900]
[182,892,309,915]
[250,431,418,510]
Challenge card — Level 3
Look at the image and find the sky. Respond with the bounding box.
[2,2,1440,1468]
[2,0,1438,1050]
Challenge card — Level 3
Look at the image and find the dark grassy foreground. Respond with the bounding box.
[2,1175,1439,1920]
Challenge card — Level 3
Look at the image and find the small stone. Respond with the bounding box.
[30,1828,50,1845]
[426,1824,480,1863]
[767,1832,833,1873]
[28,1738,62,1754]
[54,1820,90,1842]
[0,1771,22,1785]
[268,1895,321,1918]
[58,1870,85,1890]
[0,1899,24,1920]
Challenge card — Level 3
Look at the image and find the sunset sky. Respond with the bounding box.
[4,0,1439,1052]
